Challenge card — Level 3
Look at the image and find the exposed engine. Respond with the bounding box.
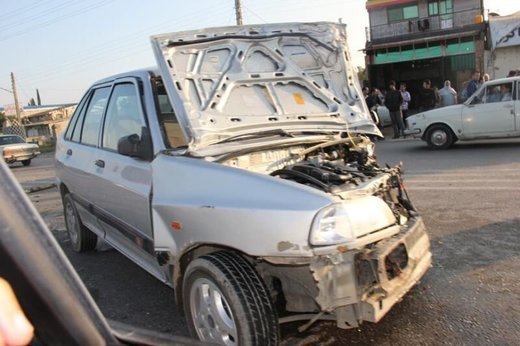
[267,136,416,222]
[270,139,377,193]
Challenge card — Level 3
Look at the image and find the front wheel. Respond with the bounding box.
[183,251,279,346]
[425,124,455,149]
[21,159,31,166]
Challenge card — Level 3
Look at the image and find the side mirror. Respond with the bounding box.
[117,127,154,161]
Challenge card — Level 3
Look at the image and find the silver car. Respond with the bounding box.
[56,22,431,345]
[0,134,40,166]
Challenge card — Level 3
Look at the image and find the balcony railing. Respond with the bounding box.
[367,8,483,42]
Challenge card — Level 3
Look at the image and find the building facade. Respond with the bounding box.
[364,0,486,110]
[486,11,520,79]
[2,104,76,144]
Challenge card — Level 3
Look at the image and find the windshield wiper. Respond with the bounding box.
[215,129,295,144]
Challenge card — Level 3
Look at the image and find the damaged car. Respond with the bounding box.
[55,22,431,345]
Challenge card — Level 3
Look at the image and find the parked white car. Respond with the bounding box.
[405,76,519,149]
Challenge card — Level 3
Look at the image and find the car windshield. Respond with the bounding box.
[0,135,25,145]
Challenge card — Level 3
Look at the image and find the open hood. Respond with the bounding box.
[151,22,379,150]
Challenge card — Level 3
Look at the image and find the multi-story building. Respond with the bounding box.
[364,0,486,109]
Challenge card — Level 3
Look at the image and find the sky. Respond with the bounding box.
[0,0,518,108]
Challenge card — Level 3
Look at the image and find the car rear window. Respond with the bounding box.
[0,136,24,145]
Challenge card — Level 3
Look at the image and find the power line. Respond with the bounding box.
[0,1,114,42]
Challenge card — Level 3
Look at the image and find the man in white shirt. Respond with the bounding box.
[399,82,411,119]
[439,80,457,107]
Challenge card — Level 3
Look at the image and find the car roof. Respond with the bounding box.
[91,68,159,86]
[485,76,520,84]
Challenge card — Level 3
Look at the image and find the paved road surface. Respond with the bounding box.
[13,138,520,345]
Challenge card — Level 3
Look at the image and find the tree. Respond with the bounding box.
[357,66,367,85]
[29,98,36,106]
[36,89,41,106]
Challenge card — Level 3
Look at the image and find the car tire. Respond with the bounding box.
[63,193,97,252]
[21,159,31,166]
[183,251,279,346]
[425,124,455,150]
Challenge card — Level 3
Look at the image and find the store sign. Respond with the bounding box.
[489,11,520,49]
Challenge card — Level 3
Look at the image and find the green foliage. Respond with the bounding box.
[357,66,367,83]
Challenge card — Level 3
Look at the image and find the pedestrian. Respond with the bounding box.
[365,87,382,110]
[433,86,440,107]
[418,79,436,111]
[507,70,516,77]
[362,86,369,98]
[465,70,481,98]
[483,73,490,82]
[384,80,404,139]
[499,84,512,101]
[438,80,457,107]
[400,82,411,119]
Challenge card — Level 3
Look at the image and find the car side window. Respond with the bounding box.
[153,78,187,148]
[74,87,110,145]
[102,83,146,151]
[64,95,88,141]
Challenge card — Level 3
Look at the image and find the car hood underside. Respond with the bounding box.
[151,22,379,151]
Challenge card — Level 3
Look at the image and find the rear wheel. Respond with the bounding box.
[63,193,97,252]
[21,159,31,166]
[183,251,279,346]
[425,124,455,149]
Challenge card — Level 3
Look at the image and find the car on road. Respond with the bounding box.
[55,22,431,345]
[405,76,520,149]
[0,134,40,166]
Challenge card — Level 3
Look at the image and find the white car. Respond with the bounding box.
[0,134,40,166]
[405,76,519,149]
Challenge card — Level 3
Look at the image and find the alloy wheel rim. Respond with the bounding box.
[65,201,79,243]
[189,277,237,345]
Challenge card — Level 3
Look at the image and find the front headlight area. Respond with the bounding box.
[310,196,398,247]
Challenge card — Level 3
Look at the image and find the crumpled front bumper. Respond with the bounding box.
[310,217,431,329]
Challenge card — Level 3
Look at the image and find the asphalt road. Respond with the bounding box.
[13,137,520,345]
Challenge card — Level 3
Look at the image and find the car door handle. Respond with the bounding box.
[95,160,105,168]
[66,149,72,156]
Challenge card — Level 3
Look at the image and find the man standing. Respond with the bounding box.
[399,82,411,119]
[384,81,404,139]
[418,79,436,111]
[465,70,481,98]
[439,80,457,107]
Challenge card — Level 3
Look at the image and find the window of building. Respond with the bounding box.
[428,0,453,16]
[388,3,419,22]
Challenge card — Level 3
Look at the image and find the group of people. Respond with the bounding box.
[362,81,417,139]
[363,68,519,139]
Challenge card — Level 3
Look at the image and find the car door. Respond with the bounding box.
[92,79,155,258]
[461,80,515,138]
[56,85,111,235]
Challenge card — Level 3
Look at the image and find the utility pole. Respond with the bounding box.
[10,72,21,123]
[234,0,243,26]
